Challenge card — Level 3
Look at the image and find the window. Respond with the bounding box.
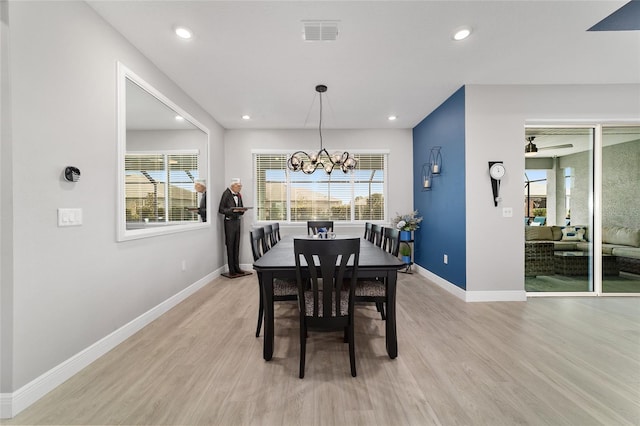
[125,152,199,227]
[254,153,386,222]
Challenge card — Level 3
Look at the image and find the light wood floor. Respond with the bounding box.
[7,273,640,425]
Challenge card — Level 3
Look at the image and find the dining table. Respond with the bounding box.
[253,235,405,361]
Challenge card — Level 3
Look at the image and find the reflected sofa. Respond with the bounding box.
[525,225,640,276]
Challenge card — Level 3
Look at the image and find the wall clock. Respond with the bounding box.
[488,161,505,206]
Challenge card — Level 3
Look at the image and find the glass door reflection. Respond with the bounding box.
[601,126,640,294]
[525,127,594,293]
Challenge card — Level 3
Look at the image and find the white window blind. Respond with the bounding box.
[125,152,199,223]
[254,153,386,222]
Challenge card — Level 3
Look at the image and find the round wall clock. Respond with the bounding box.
[489,162,506,180]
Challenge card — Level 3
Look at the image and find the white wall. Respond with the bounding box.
[465,84,640,294]
[5,0,225,395]
[223,129,414,264]
[1,0,15,396]
[127,129,207,153]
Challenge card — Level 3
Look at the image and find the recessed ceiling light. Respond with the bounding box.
[242,115,251,120]
[453,26,472,41]
[175,115,184,121]
[174,26,193,39]
[388,115,397,121]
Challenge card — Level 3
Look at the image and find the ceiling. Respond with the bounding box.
[88,1,639,131]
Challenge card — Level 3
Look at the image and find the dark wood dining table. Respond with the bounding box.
[253,235,405,361]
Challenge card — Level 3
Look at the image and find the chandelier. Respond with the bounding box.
[287,84,357,174]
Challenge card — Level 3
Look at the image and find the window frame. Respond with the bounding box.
[117,62,210,242]
[124,150,200,225]
[252,149,388,224]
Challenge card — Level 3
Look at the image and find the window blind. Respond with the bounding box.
[125,152,199,223]
[254,152,386,222]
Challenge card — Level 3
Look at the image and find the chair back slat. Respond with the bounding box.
[272,222,281,243]
[250,228,268,261]
[363,222,373,240]
[307,220,334,236]
[263,224,274,250]
[370,224,383,247]
[382,227,401,256]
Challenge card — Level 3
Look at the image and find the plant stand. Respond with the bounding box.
[399,232,414,274]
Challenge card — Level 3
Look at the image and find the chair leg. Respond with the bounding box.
[255,284,264,337]
[348,321,356,377]
[376,302,386,320]
[299,320,306,379]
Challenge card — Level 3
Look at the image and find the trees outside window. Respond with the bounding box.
[254,153,386,222]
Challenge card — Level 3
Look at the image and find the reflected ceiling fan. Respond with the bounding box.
[525,136,573,157]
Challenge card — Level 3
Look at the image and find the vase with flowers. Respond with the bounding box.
[392,210,423,241]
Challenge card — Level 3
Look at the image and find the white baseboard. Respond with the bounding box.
[413,265,526,302]
[1,270,221,419]
[465,290,527,302]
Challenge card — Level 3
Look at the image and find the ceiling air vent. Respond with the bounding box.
[302,20,339,41]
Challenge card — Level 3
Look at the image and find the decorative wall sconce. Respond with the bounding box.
[429,146,442,175]
[422,146,442,191]
[421,163,432,191]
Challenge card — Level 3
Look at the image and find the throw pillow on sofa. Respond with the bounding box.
[562,226,586,241]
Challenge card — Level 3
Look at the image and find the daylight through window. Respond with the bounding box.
[254,153,386,222]
[125,152,199,226]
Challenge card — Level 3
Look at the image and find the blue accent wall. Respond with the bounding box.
[412,86,466,289]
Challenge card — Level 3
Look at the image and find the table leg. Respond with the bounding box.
[261,271,274,361]
[385,271,398,359]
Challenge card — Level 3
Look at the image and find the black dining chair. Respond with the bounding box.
[382,227,401,257]
[294,237,360,378]
[263,224,275,251]
[363,222,373,240]
[307,220,334,236]
[251,228,297,338]
[355,227,400,321]
[370,224,383,247]
[250,227,268,261]
[272,222,281,244]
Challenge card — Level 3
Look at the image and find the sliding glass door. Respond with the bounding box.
[524,127,594,294]
[525,124,640,296]
[601,126,640,294]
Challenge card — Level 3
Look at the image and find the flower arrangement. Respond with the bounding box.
[392,210,423,231]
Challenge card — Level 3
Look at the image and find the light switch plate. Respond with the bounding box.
[502,207,513,217]
[58,208,83,226]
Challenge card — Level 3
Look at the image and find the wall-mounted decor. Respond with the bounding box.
[488,161,505,206]
[422,146,442,191]
[64,166,81,182]
[421,163,432,191]
[429,146,442,175]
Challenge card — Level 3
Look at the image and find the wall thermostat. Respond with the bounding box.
[64,166,81,182]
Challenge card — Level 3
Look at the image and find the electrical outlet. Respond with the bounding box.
[443,254,448,264]
[502,207,513,217]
